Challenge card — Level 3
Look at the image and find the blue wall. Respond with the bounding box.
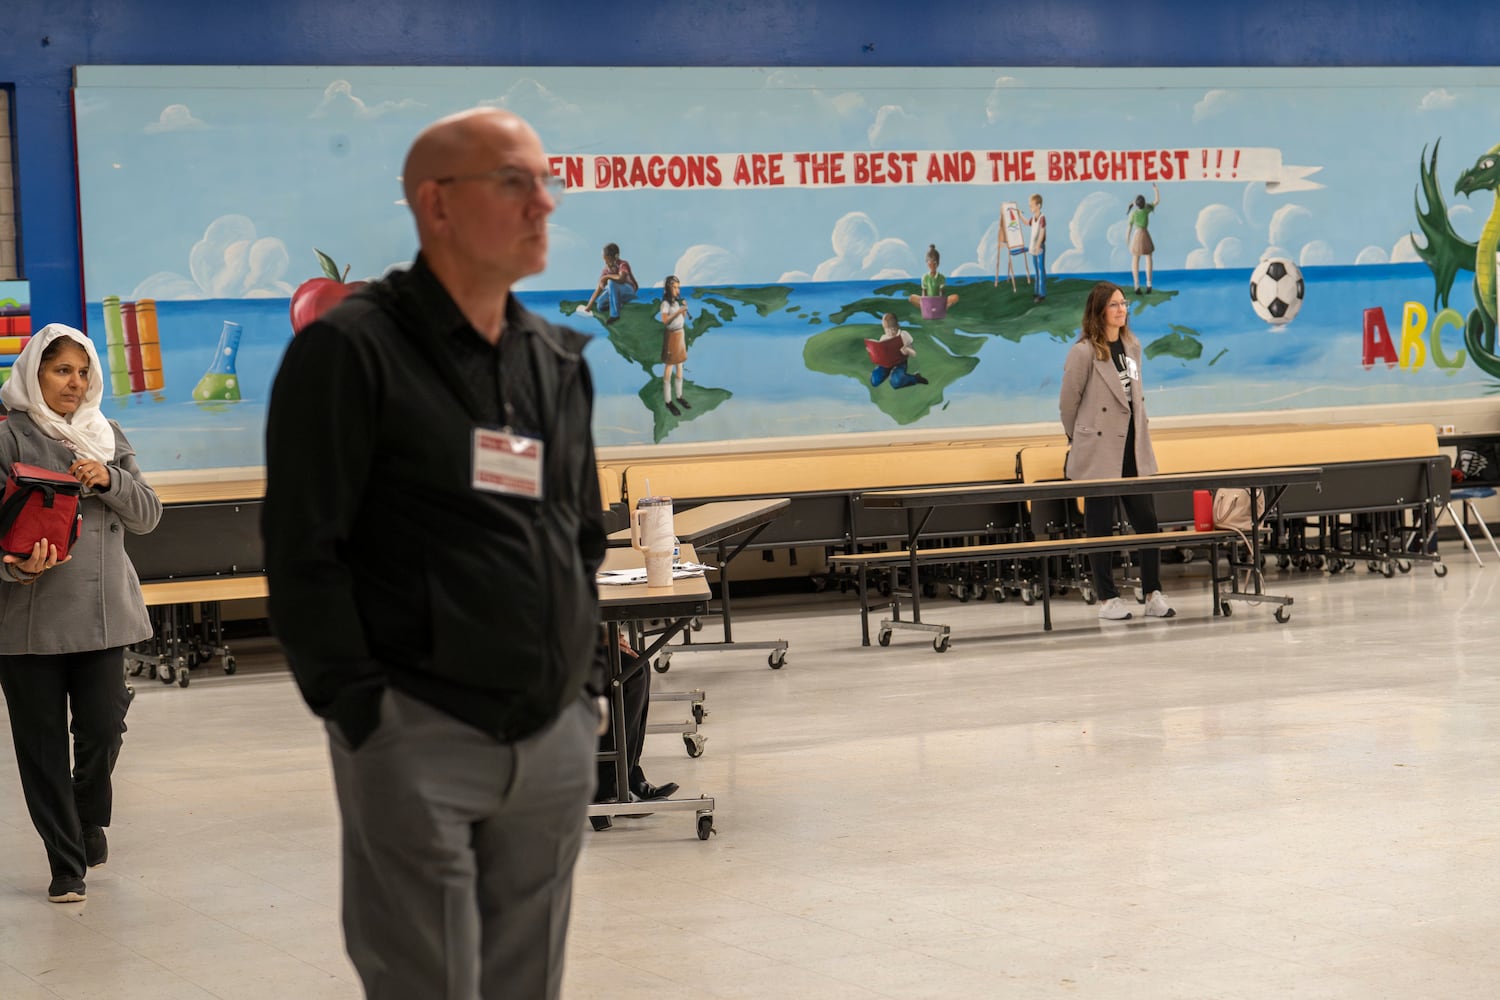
[4,0,1494,329]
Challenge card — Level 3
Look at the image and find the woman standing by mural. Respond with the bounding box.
[0,324,161,903]
[659,275,691,415]
[1059,282,1173,622]
[1127,182,1160,294]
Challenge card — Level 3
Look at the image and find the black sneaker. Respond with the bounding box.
[665,401,681,416]
[48,876,86,903]
[84,825,108,868]
[677,397,691,410]
[913,374,929,385]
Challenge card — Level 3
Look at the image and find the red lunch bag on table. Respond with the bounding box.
[0,463,83,559]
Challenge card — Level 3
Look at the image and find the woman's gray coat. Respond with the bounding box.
[1058,337,1159,481]
[0,412,161,654]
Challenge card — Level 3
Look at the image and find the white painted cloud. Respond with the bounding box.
[984,76,1023,125]
[1051,191,1120,273]
[1419,88,1458,112]
[478,78,582,118]
[1213,236,1246,268]
[132,214,294,300]
[312,80,424,120]
[862,237,919,277]
[866,104,949,147]
[1355,245,1389,265]
[675,244,739,286]
[144,104,206,134]
[1391,234,1421,263]
[1186,247,1214,270]
[1299,240,1335,267]
[1193,89,1234,123]
[1195,204,1241,249]
[1268,203,1315,249]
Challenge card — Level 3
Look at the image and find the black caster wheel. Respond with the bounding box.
[1020,586,1035,606]
[1274,607,1290,624]
[683,733,705,758]
[692,704,706,725]
[129,663,143,677]
[1367,561,1380,573]
[768,651,786,669]
[878,580,892,597]
[223,656,237,675]
[877,630,892,647]
[653,656,671,673]
[696,814,715,841]
[1220,602,1233,617]
[147,664,159,680]
[1381,562,1394,579]
[177,667,191,688]
[159,663,175,684]
[954,585,970,603]
[1435,563,1449,577]
[1277,555,1290,570]
[690,617,703,632]
[125,683,135,700]
[933,636,950,653]
[992,586,1006,603]
[1397,560,1411,574]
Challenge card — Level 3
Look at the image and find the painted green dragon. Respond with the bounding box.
[1414,139,1500,377]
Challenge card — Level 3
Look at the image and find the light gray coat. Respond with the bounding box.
[1058,337,1158,480]
[0,412,161,655]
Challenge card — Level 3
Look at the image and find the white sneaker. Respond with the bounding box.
[1144,590,1176,618]
[1097,597,1132,620]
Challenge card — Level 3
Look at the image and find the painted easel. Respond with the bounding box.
[993,200,1032,291]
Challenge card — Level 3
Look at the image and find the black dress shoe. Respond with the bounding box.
[665,401,681,416]
[631,780,679,801]
[677,397,691,410]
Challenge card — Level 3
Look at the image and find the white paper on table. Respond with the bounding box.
[596,562,709,586]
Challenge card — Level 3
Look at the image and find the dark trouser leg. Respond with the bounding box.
[67,647,130,831]
[1084,496,1119,600]
[0,649,126,879]
[596,649,649,800]
[1121,492,1163,593]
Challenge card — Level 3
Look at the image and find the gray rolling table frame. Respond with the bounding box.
[858,466,1325,644]
[612,498,793,672]
[594,581,717,840]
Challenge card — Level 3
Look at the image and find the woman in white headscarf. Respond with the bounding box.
[0,323,160,904]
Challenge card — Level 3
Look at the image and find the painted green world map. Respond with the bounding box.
[561,280,1204,442]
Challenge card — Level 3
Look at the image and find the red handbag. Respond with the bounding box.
[0,463,83,559]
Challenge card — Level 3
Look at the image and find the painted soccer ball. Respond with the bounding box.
[1249,257,1305,325]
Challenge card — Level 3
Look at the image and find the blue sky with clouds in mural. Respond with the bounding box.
[73,66,1498,301]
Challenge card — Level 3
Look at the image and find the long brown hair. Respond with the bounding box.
[1077,280,1138,361]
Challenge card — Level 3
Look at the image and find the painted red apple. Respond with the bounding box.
[289,249,368,333]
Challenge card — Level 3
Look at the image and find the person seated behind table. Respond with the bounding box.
[583,242,638,325]
[869,312,929,390]
[907,244,960,309]
[592,634,678,831]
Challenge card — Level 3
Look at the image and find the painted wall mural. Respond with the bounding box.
[71,67,1500,471]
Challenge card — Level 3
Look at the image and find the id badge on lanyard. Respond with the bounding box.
[472,426,544,500]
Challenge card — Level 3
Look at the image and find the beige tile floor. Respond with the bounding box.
[1,547,1498,998]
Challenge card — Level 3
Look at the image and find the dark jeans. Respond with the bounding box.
[1083,423,1162,600]
[0,647,130,879]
